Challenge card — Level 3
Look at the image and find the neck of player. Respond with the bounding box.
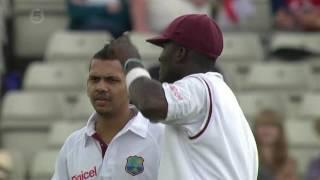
[95,106,135,144]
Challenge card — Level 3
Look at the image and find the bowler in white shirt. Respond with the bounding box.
[110,14,258,180]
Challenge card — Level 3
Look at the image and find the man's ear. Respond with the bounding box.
[176,46,188,63]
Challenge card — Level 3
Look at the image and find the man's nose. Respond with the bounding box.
[96,80,109,92]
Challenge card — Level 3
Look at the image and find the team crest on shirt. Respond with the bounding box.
[125,156,144,176]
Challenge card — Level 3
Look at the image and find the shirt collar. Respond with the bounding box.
[83,110,149,147]
[124,112,149,139]
[85,113,98,137]
[83,113,98,147]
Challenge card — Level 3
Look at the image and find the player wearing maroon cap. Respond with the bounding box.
[110,14,258,180]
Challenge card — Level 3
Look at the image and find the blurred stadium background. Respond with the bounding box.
[0,0,319,179]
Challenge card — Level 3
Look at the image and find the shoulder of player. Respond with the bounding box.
[174,73,209,86]
[138,112,164,143]
[146,123,164,150]
[184,72,225,92]
[61,127,87,153]
[148,121,165,139]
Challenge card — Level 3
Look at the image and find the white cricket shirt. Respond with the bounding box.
[52,111,164,180]
[159,72,258,180]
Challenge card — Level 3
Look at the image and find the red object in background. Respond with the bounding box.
[224,0,239,23]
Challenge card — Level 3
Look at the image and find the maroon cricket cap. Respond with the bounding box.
[146,14,223,59]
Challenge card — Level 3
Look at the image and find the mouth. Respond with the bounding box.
[94,97,111,101]
[95,99,108,102]
[94,99,112,109]
[94,95,112,105]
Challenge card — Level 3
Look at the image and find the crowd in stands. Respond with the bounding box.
[272,0,320,31]
[0,0,320,180]
[67,0,131,37]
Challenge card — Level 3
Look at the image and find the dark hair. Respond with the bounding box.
[93,44,115,59]
[89,44,119,71]
[254,110,288,173]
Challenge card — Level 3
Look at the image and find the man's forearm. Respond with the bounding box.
[129,77,168,122]
[124,59,168,122]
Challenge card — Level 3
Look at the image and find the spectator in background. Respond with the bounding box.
[67,0,131,37]
[0,150,12,180]
[306,119,320,180]
[272,0,320,31]
[130,0,211,33]
[254,110,298,180]
[217,0,255,29]
[131,0,218,78]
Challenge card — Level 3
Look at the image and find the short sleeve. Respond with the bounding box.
[51,143,69,180]
[162,75,208,127]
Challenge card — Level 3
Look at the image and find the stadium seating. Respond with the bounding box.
[14,15,68,58]
[285,120,320,147]
[30,150,59,180]
[47,121,85,149]
[309,62,320,91]
[244,62,310,92]
[283,93,320,119]
[296,93,320,120]
[0,91,64,165]
[219,32,264,63]
[1,91,63,127]
[236,92,284,123]
[6,150,27,180]
[218,63,251,91]
[129,32,162,69]
[13,0,68,58]
[283,93,305,118]
[58,92,94,120]
[45,30,112,61]
[23,62,86,92]
[270,32,320,55]
[13,0,66,12]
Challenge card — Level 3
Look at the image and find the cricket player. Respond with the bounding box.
[52,44,163,180]
[110,14,258,180]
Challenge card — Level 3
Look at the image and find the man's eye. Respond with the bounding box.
[90,77,100,82]
[108,78,120,83]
